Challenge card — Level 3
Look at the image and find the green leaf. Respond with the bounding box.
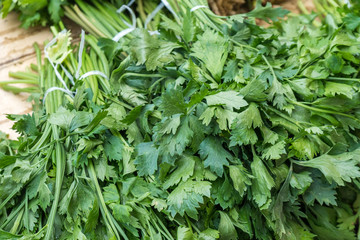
[230,126,258,146]
[324,82,353,99]
[326,54,343,74]
[343,13,360,30]
[70,111,93,131]
[199,137,232,176]
[289,137,319,160]
[188,85,209,107]
[10,114,39,136]
[38,177,51,210]
[218,211,238,240]
[28,172,51,210]
[303,64,330,79]
[205,91,248,111]
[177,227,194,240]
[85,198,99,233]
[199,107,215,126]
[223,60,239,83]
[290,171,313,195]
[167,180,211,219]
[251,153,275,209]
[308,205,356,240]
[130,29,180,71]
[331,32,358,48]
[214,107,238,130]
[191,29,228,81]
[267,78,289,110]
[158,89,186,117]
[121,105,143,125]
[0,0,13,18]
[154,114,181,136]
[304,177,337,206]
[134,142,159,176]
[11,160,33,183]
[245,2,289,23]
[234,103,263,128]
[104,135,124,161]
[239,77,267,101]
[82,110,108,133]
[213,176,239,209]
[163,155,196,189]
[112,204,133,223]
[48,107,75,130]
[229,165,252,197]
[294,149,360,186]
[261,126,279,144]
[199,229,219,240]
[0,230,21,239]
[48,0,64,23]
[155,115,194,158]
[183,9,195,43]
[262,141,286,160]
[0,145,16,166]
[230,103,263,146]
[103,184,119,204]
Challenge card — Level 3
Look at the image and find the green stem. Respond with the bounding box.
[288,99,360,123]
[0,80,38,85]
[328,77,360,82]
[88,160,128,240]
[8,71,38,81]
[44,127,65,240]
[184,214,193,234]
[0,200,25,229]
[119,73,164,82]
[10,209,24,234]
[1,85,39,93]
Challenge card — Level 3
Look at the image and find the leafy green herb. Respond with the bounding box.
[2,0,360,239]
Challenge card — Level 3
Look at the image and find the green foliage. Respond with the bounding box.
[2,0,360,239]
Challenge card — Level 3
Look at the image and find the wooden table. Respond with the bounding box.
[0,13,53,139]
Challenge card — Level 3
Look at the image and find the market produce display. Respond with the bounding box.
[1,0,360,239]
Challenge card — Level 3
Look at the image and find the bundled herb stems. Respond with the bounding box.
[1,0,360,239]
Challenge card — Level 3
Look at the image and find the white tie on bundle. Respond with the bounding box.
[113,0,183,41]
[144,0,178,30]
[43,29,75,101]
[112,4,137,42]
[44,29,109,102]
[190,5,209,12]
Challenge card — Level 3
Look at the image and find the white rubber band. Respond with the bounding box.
[43,29,108,104]
[43,87,74,103]
[148,30,160,35]
[190,5,209,12]
[60,64,74,85]
[145,2,165,29]
[161,0,178,19]
[113,5,137,41]
[75,29,85,79]
[79,70,109,80]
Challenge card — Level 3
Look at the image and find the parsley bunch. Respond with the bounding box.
[0,0,132,28]
[2,0,360,239]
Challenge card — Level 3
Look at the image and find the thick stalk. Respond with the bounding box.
[44,127,65,240]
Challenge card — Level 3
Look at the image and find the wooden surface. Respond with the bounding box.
[0,13,53,139]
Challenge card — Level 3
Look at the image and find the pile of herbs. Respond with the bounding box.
[2,0,360,239]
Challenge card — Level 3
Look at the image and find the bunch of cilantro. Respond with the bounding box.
[2,0,360,239]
